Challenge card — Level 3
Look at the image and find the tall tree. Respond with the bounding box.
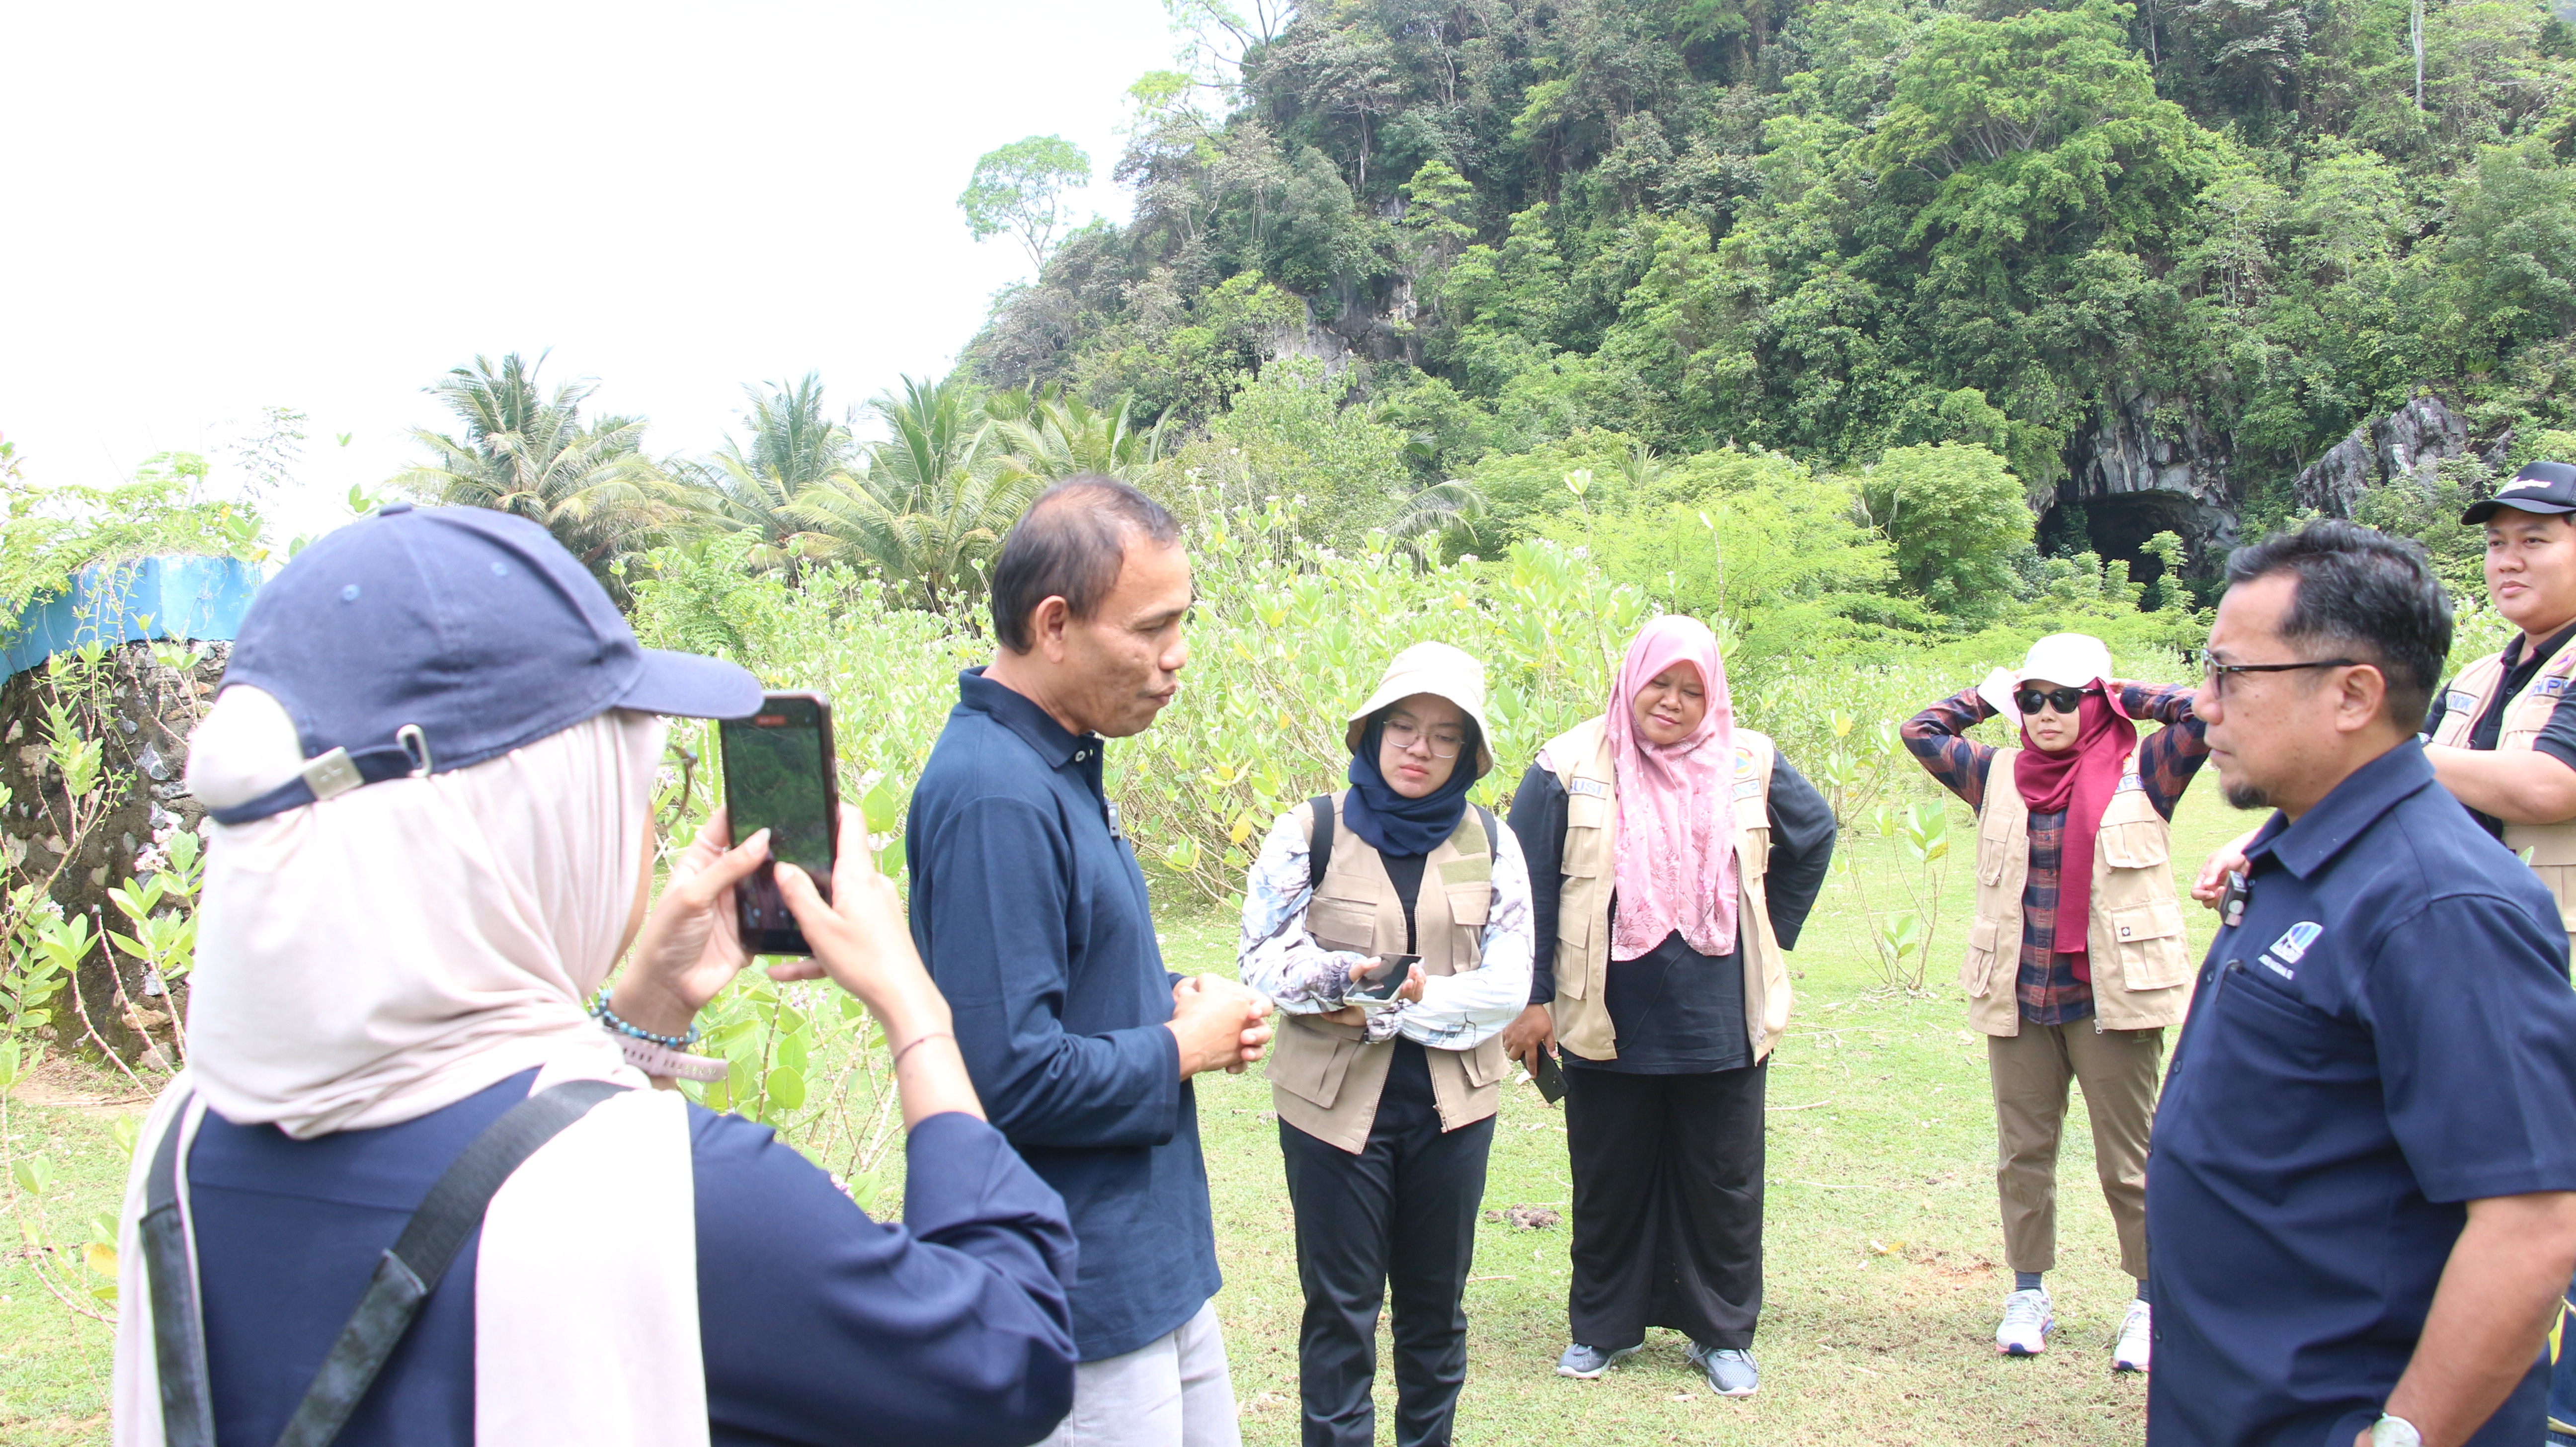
[693,372,858,571]
[959,136,1095,271]
[787,375,1039,614]
[392,353,686,581]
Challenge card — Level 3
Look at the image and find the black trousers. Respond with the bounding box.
[1563,1059,1767,1352]
[1279,1039,1496,1447]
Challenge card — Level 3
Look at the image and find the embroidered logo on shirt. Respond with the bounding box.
[2448,689,2480,715]
[2543,677,2572,698]
[2117,772,2144,793]
[1568,778,1609,798]
[2260,920,2322,978]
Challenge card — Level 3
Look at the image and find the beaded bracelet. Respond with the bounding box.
[588,986,702,1048]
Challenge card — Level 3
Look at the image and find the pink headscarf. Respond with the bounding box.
[1605,615,1739,961]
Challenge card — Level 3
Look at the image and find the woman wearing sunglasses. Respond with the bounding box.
[1901,633,2210,1373]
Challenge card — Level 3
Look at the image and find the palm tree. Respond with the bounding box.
[691,373,858,572]
[986,388,1172,482]
[786,374,1040,615]
[392,353,691,579]
[1386,477,1490,564]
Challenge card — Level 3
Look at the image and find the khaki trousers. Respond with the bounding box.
[1986,1022,2164,1280]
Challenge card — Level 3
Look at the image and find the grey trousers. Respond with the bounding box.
[1038,1299,1241,1447]
[1987,1022,2164,1279]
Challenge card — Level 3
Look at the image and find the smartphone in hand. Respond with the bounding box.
[1347,953,1421,1003]
[1530,1047,1567,1105]
[718,692,839,957]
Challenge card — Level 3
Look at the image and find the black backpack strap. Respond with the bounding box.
[1472,804,1498,860]
[143,1090,216,1447]
[1307,795,1336,895]
[150,1077,628,1447]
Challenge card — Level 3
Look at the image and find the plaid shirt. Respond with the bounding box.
[1902,683,2211,1026]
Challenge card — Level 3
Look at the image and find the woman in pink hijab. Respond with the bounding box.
[1498,615,1838,1401]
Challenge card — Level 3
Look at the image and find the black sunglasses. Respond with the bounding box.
[2013,685,2093,716]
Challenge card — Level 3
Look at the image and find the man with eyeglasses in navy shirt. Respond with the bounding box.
[2150,519,2576,1447]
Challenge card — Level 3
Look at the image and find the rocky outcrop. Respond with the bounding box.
[0,641,224,1066]
[2292,395,2471,515]
[2060,386,2241,558]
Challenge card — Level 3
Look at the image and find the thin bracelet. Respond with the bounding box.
[890,1030,953,1068]
[615,1034,727,1082]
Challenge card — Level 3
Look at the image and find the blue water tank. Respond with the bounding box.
[3,555,263,678]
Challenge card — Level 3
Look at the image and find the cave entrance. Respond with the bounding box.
[2040,490,2218,591]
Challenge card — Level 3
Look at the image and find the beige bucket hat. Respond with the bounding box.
[1345,641,1495,776]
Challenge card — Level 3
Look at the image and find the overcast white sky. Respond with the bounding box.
[0,0,1177,539]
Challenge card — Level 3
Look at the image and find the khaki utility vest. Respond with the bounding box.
[1537,716,1789,1065]
[1262,793,1512,1153]
[1962,748,2193,1037]
[2429,633,2576,944]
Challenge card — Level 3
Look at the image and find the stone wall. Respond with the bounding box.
[0,640,223,1065]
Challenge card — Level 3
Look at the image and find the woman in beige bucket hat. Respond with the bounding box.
[1237,641,1534,1447]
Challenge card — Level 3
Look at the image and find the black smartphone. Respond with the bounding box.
[718,692,839,957]
[1348,953,1420,1001]
[1530,1048,1566,1106]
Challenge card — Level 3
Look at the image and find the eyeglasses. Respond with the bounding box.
[2195,650,2361,698]
[1384,719,1467,759]
[2013,686,2092,716]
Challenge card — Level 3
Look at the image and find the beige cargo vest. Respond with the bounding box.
[2428,633,2576,944]
[1962,748,2193,1037]
[1262,794,1511,1153]
[1538,716,1789,1065]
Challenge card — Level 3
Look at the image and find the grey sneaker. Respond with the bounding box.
[1555,1342,1640,1378]
[1996,1286,2053,1356]
[1686,1342,1759,1396]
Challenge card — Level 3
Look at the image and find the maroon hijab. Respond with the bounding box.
[2013,689,2136,980]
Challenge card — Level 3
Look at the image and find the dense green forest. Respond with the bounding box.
[964,0,2576,579]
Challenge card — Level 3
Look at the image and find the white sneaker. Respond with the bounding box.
[2112,1299,2151,1372]
[1996,1286,2053,1356]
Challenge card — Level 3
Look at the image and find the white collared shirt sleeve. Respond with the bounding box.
[1237,809,1370,1015]
[1392,823,1535,1052]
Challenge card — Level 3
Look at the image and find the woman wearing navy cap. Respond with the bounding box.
[110,504,1076,1447]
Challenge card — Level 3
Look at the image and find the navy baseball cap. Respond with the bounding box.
[2462,461,2576,523]
[209,502,762,824]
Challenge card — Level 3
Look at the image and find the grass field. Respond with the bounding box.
[0,782,2251,1446]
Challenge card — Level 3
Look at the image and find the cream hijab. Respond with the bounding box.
[112,690,711,1447]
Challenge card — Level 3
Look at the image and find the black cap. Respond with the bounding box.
[211,504,764,823]
[2462,461,2576,523]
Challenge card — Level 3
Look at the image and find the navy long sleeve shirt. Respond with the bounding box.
[188,1069,1078,1447]
[905,667,1220,1362]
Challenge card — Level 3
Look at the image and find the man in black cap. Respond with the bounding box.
[2425,460,2576,1444]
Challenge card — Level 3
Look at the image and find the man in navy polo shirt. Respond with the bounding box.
[908,476,1275,1447]
[2150,519,2576,1447]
